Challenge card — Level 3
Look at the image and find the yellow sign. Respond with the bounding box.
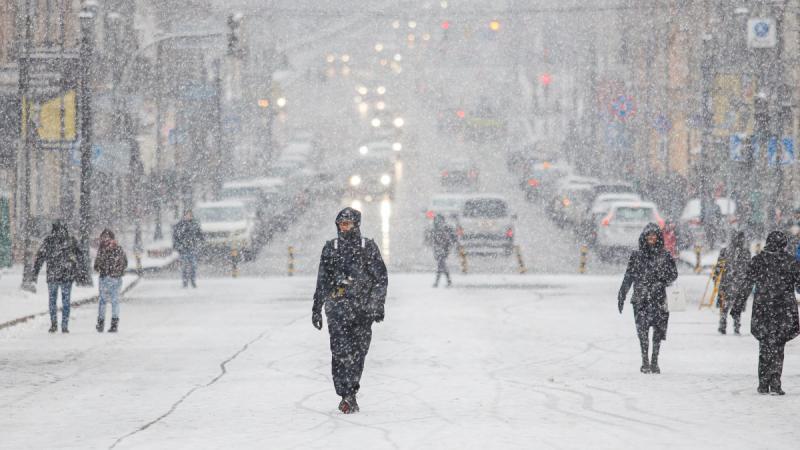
[22,91,77,143]
[712,74,754,137]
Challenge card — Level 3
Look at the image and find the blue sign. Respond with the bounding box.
[730,133,746,161]
[609,95,636,121]
[754,21,770,38]
[69,141,101,166]
[768,137,795,166]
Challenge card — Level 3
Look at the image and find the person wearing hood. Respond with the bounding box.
[714,231,751,335]
[618,223,678,374]
[745,231,800,395]
[312,207,388,414]
[172,209,204,288]
[431,214,457,287]
[94,229,128,333]
[32,221,87,333]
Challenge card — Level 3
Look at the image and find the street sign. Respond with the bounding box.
[609,95,636,121]
[20,49,80,101]
[730,133,747,162]
[748,18,776,48]
[767,136,795,166]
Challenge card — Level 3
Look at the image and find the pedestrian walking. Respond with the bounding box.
[745,231,800,395]
[618,223,678,374]
[431,214,457,287]
[312,208,388,414]
[94,229,128,333]
[172,210,204,288]
[714,231,751,335]
[32,221,87,333]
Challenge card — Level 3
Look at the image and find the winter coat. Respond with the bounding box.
[431,216,457,259]
[715,242,751,308]
[313,208,389,322]
[172,219,204,254]
[33,222,87,283]
[619,223,679,309]
[747,231,800,344]
[94,240,128,278]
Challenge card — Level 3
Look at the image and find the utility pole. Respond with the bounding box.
[19,0,35,288]
[153,40,164,241]
[77,6,96,286]
[699,30,714,244]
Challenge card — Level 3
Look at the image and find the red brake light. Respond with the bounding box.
[528,178,539,187]
[426,210,435,219]
[601,214,612,227]
[505,228,514,238]
[441,170,449,177]
[456,110,465,119]
[562,198,571,207]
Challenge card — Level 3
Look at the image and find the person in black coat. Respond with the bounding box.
[32,221,87,333]
[431,214,457,287]
[745,230,800,395]
[618,223,678,374]
[312,207,388,414]
[714,231,751,335]
[172,210,204,288]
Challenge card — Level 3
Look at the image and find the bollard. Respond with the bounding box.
[514,245,527,274]
[134,250,143,276]
[694,244,703,274]
[288,246,295,277]
[579,245,588,274]
[458,245,468,274]
[231,241,240,278]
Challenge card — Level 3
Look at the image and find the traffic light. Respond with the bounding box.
[539,73,552,86]
[227,13,244,58]
[441,20,450,30]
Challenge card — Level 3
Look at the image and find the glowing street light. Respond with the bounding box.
[489,20,501,31]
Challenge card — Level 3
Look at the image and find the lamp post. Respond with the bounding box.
[19,0,35,288]
[77,4,96,286]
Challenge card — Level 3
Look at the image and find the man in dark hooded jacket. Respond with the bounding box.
[431,214,457,287]
[172,210,204,288]
[618,223,678,374]
[745,230,800,395]
[312,207,388,414]
[32,221,87,333]
[714,231,751,335]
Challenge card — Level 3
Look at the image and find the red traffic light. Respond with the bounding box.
[539,73,552,86]
[441,20,450,30]
[456,110,465,119]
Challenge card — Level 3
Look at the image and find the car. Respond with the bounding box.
[357,140,399,160]
[678,197,737,248]
[423,194,467,245]
[193,200,256,260]
[547,182,596,228]
[440,158,479,191]
[456,195,515,255]
[521,160,573,202]
[347,152,395,198]
[595,201,664,259]
[220,177,294,238]
[585,192,643,244]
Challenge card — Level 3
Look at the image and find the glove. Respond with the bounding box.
[312,310,323,330]
[617,294,625,314]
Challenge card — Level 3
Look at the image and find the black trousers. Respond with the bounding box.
[326,301,373,397]
[758,341,786,389]
[434,255,451,286]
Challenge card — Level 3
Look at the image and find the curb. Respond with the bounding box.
[0,276,143,331]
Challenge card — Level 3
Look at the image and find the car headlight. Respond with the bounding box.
[392,142,402,151]
[350,175,362,186]
[371,118,381,128]
[380,174,391,186]
[393,117,404,128]
[359,145,369,155]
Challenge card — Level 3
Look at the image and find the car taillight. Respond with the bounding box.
[562,198,571,207]
[527,178,540,187]
[456,226,464,237]
[426,210,435,219]
[505,228,514,238]
[601,214,612,227]
[441,170,449,177]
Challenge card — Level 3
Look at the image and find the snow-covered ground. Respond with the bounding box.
[1,273,797,449]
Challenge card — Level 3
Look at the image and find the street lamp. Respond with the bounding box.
[76,4,96,286]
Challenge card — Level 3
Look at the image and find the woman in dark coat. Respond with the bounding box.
[714,231,751,335]
[746,231,800,395]
[431,214,457,287]
[618,223,678,374]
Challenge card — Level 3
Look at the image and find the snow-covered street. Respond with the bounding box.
[2,274,797,449]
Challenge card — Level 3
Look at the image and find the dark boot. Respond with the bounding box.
[732,315,741,335]
[757,385,770,394]
[108,318,118,333]
[61,326,69,333]
[339,395,359,414]
[48,321,58,333]
[639,334,650,373]
[718,316,726,335]
[650,341,661,374]
[96,318,104,333]
[640,353,650,373]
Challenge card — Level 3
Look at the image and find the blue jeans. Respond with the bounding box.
[98,276,122,320]
[48,281,72,326]
[180,252,197,286]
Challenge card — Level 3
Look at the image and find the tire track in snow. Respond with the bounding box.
[108,314,305,449]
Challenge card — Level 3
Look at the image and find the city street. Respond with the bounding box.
[1,274,798,449]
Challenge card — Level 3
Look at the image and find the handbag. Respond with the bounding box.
[666,285,687,312]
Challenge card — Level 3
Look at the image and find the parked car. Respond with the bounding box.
[586,192,642,243]
[678,197,737,248]
[546,176,598,227]
[194,200,256,260]
[595,201,664,259]
[440,158,479,191]
[456,195,515,255]
[521,160,573,202]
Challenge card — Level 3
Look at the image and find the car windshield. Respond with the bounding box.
[463,199,508,218]
[195,207,246,222]
[614,207,654,222]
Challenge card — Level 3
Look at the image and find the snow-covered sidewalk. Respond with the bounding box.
[1,273,797,449]
[0,265,139,330]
